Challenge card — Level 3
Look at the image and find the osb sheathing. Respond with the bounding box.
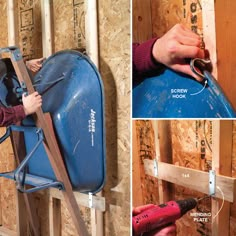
[0,129,17,232]
[133,121,159,205]
[133,0,203,42]
[0,0,130,235]
[53,0,85,52]
[151,0,203,37]
[0,2,17,233]
[17,0,43,60]
[171,120,212,235]
[0,1,8,47]
[98,0,130,235]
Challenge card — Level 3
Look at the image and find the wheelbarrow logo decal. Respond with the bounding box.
[88,108,96,147]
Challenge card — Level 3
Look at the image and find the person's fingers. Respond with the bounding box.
[178,35,201,47]
[173,24,200,40]
[133,204,155,216]
[180,24,200,38]
[37,57,45,62]
[172,63,203,82]
[33,91,39,96]
[175,44,205,59]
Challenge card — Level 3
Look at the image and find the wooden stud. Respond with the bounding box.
[132,120,144,207]
[215,1,236,109]
[157,121,174,202]
[49,197,61,236]
[201,0,218,78]
[132,0,152,43]
[7,0,16,46]
[211,120,233,235]
[41,0,53,57]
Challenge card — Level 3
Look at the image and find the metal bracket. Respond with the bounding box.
[89,192,93,208]
[10,48,22,61]
[153,159,158,177]
[209,170,216,196]
[0,47,22,61]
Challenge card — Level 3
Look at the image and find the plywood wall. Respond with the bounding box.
[0,0,130,235]
[98,0,130,234]
[0,2,8,47]
[0,129,17,232]
[132,121,159,207]
[52,0,85,52]
[17,0,42,60]
[133,0,203,42]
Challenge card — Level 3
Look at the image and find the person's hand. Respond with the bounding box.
[26,57,45,72]
[152,24,205,81]
[22,92,42,115]
[133,205,177,236]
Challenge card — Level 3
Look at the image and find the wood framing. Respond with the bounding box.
[215,0,236,109]
[49,189,105,212]
[49,197,61,236]
[132,120,144,207]
[211,121,233,235]
[155,121,173,202]
[143,160,236,203]
[132,0,152,43]
[41,0,53,57]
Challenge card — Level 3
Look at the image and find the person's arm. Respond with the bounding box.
[133,38,163,77]
[0,105,25,126]
[133,24,205,81]
[0,92,42,127]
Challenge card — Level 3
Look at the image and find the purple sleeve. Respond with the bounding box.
[0,105,26,127]
[133,38,163,77]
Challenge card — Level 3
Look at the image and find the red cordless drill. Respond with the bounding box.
[132,198,201,235]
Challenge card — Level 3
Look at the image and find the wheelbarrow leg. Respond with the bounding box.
[11,132,40,236]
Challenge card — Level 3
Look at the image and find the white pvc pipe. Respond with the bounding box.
[7,0,16,46]
[41,0,52,58]
[85,1,104,236]
[85,0,99,68]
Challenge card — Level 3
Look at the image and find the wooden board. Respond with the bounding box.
[215,1,236,109]
[144,160,236,203]
[132,121,144,207]
[156,121,174,202]
[98,0,130,235]
[132,0,152,43]
[212,121,233,235]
